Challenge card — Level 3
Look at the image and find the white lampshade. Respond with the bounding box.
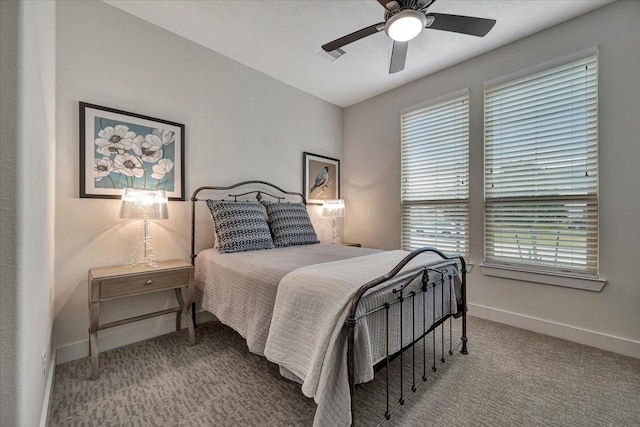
[385,10,427,42]
[119,188,168,220]
[322,199,345,218]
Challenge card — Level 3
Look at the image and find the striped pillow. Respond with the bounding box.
[206,200,274,253]
[262,201,319,247]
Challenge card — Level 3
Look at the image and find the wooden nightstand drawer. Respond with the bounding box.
[100,269,190,299]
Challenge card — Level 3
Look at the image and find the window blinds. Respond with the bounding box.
[401,94,469,256]
[484,55,598,276]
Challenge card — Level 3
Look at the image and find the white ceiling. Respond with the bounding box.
[104,0,614,107]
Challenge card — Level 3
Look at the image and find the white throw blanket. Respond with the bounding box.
[264,250,458,427]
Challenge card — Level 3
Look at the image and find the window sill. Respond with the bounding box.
[480,264,606,292]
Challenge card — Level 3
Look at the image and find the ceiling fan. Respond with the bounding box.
[321,0,496,74]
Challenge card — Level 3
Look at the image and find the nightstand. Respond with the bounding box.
[342,242,362,247]
[88,259,195,380]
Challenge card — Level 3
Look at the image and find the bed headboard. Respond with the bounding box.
[190,180,306,265]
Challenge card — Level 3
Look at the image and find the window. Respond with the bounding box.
[401,92,469,257]
[484,55,598,277]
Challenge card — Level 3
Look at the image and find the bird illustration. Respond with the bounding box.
[310,167,330,194]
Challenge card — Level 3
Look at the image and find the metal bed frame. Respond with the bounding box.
[190,180,468,426]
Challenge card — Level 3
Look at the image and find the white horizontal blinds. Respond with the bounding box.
[402,203,469,255]
[484,55,598,275]
[401,94,469,256]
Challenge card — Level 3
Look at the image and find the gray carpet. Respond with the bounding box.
[50,317,640,426]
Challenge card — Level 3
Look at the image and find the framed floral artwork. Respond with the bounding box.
[79,102,185,200]
[303,152,340,205]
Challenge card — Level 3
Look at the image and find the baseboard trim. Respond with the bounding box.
[40,349,56,427]
[56,311,216,365]
[468,303,640,359]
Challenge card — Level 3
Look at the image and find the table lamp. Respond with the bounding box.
[322,199,345,245]
[119,188,168,267]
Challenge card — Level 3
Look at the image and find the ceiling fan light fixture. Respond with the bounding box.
[385,9,427,42]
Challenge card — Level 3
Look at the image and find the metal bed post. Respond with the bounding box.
[460,256,468,355]
[411,291,416,393]
[191,193,197,328]
[449,275,454,356]
[432,278,436,373]
[441,271,445,364]
[384,304,390,420]
[422,272,427,382]
[346,314,357,427]
[398,288,404,406]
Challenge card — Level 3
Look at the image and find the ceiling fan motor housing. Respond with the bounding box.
[383,0,432,21]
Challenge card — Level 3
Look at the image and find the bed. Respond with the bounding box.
[190,181,468,426]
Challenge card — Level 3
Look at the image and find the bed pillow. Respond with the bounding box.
[206,200,275,253]
[262,201,320,247]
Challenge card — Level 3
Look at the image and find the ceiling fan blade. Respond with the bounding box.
[417,0,436,7]
[425,13,496,37]
[377,0,399,11]
[389,41,408,74]
[322,22,385,52]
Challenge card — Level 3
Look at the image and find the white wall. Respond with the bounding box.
[0,0,56,426]
[54,0,343,363]
[343,1,640,357]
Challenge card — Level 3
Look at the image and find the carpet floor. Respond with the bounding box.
[50,316,640,426]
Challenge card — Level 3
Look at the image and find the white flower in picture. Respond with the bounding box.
[95,125,137,155]
[95,140,126,156]
[131,135,162,163]
[143,134,164,152]
[113,153,144,178]
[152,128,175,146]
[93,157,113,181]
[151,159,174,180]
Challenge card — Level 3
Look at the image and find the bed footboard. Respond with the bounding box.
[346,246,467,426]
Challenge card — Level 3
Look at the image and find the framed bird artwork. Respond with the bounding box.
[303,152,340,205]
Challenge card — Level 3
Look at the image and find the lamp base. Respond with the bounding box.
[124,251,158,268]
[124,258,158,268]
[330,218,342,245]
[124,219,158,268]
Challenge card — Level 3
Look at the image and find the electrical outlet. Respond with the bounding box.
[42,351,47,377]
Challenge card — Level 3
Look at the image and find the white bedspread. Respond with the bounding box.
[194,244,379,355]
[264,250,459,427]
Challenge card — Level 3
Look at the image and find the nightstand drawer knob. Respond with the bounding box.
[145,280,153,285]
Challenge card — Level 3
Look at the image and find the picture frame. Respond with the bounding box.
[303,152,340,205]
[79,102,185,200]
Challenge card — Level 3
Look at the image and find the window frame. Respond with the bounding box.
[400,89,470,258]
[481,49,604,289]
